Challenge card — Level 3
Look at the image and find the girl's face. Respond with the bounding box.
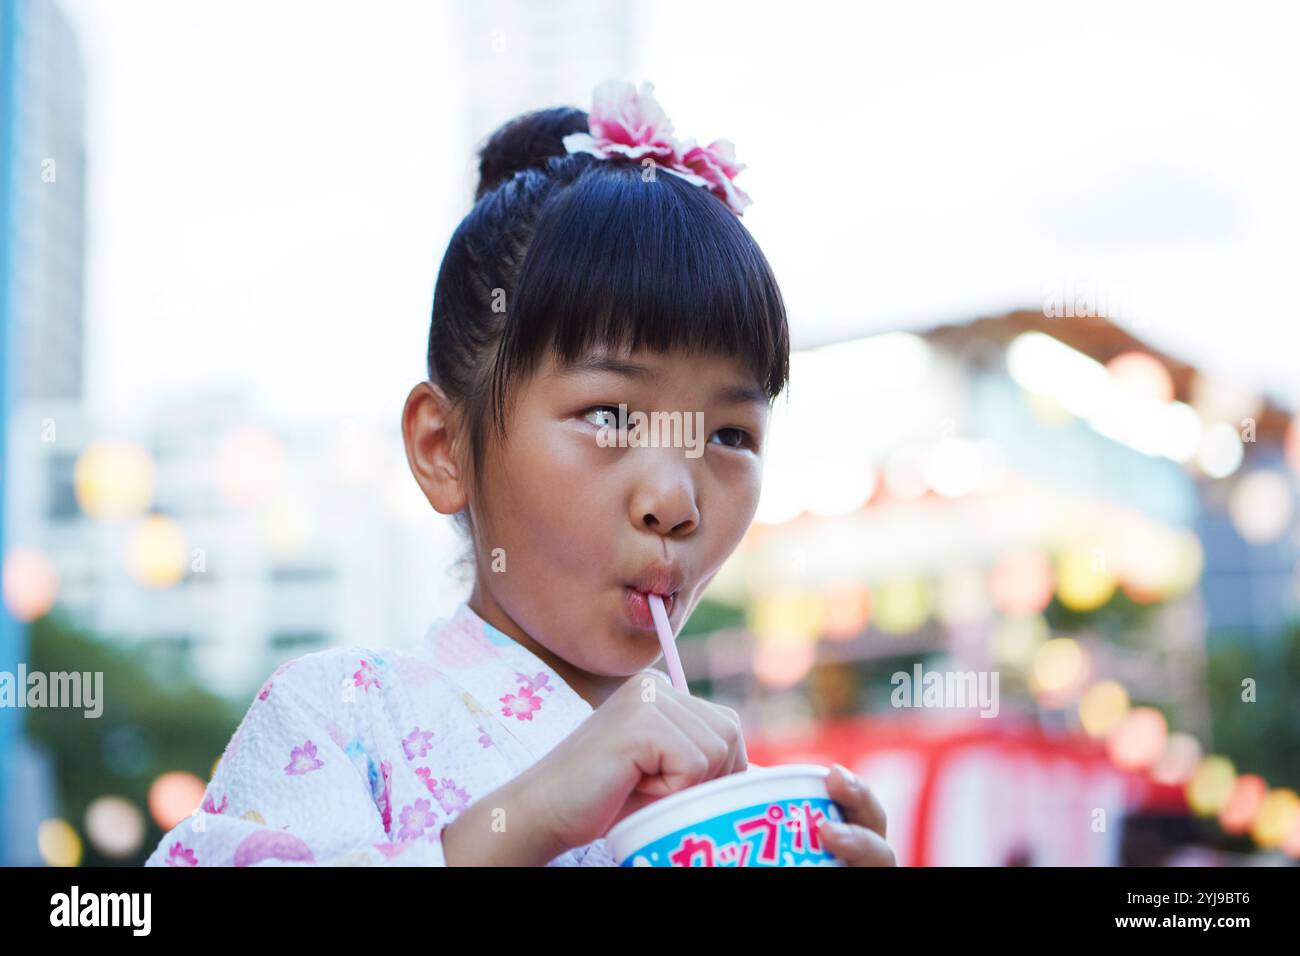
[464,345,770,706]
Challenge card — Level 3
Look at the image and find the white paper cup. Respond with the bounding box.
[606,763,848,866]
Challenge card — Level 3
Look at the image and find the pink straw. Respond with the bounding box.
[648,593,689,695]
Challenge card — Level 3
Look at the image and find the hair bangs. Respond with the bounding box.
[487,165,789,439]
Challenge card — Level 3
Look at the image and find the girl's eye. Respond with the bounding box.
[711,427,751,450]
[582,405,623,429]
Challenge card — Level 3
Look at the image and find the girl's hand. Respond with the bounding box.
[818,763,897,867]
[524,672,749,856]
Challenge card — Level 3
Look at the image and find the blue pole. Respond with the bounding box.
[0,0,25,867]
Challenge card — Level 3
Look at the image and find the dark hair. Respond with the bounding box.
[426,105,790,543]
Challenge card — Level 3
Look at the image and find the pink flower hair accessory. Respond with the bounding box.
[563,80,753,217]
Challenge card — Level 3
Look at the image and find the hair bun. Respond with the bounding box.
[475,107,590,200]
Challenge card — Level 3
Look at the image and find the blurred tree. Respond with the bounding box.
[1045,589,1160,646]
[25,611,242,865]
[678,595,746,639]
[1204,620,1300,792]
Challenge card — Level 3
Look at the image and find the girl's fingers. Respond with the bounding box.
[825,763,887,838]
[655,691,733,780]
[633,706,715,797]
[819,820,897,867]
[678,695,748,776]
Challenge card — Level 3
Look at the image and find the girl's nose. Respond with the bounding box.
[629,463,700,537]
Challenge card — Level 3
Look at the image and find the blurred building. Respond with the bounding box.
[921,311,1299,645]
[0,0,85,404]
[8,391,468,698]
[1,0,87,865]
[698,310,1297,708]
[689,308,1299,864]
[454,0,638,192]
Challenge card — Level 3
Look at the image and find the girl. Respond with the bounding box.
[145,81,894,868]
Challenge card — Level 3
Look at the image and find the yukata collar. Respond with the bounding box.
[419,600,598,764]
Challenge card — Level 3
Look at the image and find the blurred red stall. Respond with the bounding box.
[747,715,1186,866]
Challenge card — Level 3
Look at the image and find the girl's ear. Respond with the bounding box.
[402,381,469,515]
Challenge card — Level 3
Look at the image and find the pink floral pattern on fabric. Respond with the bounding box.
[393,655,442,687]
[435,778,471,815]
[414,768,472,815]
[397,798,437,841]
[377,759,393,835]
[201,793,228,814]
[165,841,198,866]
[285,740,324,775]
[233,830,316,867]
[500,685,543,721]
[353,659,381,692]
[402,726,434,761]
[146,600,610,867]
[325,719,351,751]
[257,658,298,701]
[515,670,554,695]
[432,615,502,670]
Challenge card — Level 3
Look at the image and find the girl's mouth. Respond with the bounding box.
[624,588,674,630]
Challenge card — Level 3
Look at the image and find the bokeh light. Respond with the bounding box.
[1107,351,1174,403]
[821,580,871,640]
[217,426,286,507]
[1249,788,1300,850]
[37,819,82,867]
[936,565,991,627]
[74,439,154,519]
[990,614,1050,670]
[750,591,824,644]
[990,550,1053,616]
[1056,546,1117,612]
[1029,637,1089,707]
[1285,416,1300,476]
[85,796,146,859]
[1163,530,1205,600]
[1190,374,1260,426]
[1186,756,1237,817]
[872,577,931,634]
[2,546,59,621]
[882,446,928,499]
[1105,706,1168,772]
[1196,423,1244,479]
[1228,470,1294,544]
[1078,680,1130,739]
[1218,773,1268,835]
[1283,812,1300,860]
[753,639,816,690]
[124,514,188,588]
[148,771,206,830]
[1151,732,1203,786]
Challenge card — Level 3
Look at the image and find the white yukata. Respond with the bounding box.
[145,600,640,866]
